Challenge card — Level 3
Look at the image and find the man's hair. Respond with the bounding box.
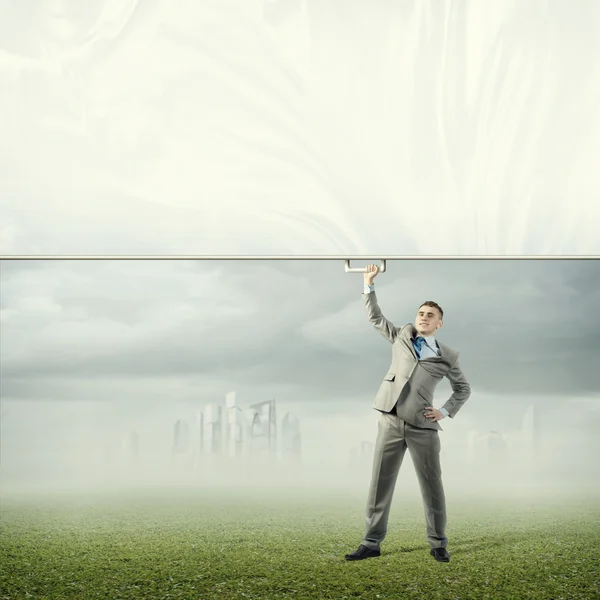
[419,301,444,319]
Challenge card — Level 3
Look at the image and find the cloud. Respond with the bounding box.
[2,259,599,412]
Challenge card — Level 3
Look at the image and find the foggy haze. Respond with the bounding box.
[1,259,599,500]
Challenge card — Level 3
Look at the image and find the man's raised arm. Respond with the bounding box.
[362,264,400,344]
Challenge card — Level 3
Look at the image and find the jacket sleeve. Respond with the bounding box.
[441,358,471,418]
[363,290,400,344]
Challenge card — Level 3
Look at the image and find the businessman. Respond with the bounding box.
[345,264,471,563]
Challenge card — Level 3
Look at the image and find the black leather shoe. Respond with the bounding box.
[430,547,450,562]
[345,544,381,561]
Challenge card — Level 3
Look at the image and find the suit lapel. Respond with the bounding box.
[402,324,446,362]
[421,341,444,361]
[401,328,457,379]
[431,341,457,366]
[400,325,418,359]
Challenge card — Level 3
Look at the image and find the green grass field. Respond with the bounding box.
[1,486,599,600]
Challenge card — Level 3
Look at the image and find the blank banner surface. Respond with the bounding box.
[1,0,599,255]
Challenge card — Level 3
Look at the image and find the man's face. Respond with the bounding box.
[415,305,443,337]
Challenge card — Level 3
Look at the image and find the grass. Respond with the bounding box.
[1,486,599,599]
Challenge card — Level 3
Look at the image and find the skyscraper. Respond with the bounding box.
[225,392,244,459]
[246,399,277,460]
[281,412,302,462]
[205,404,224,456]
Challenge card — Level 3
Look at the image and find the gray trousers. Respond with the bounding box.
[361,411,448,550]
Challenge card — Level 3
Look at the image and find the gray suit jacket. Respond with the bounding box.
[364,291,471,431]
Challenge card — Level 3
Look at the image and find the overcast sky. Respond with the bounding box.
[1,259,599,489]
[1,0,600,256]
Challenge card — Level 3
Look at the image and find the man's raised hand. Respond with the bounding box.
[364,264,380,286]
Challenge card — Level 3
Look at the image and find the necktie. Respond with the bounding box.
[414,336,425,357]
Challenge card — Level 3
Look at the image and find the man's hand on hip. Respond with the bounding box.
[424,407,444,422]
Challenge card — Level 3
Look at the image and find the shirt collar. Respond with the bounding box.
[415,333,436,343]
[415,334,438,350]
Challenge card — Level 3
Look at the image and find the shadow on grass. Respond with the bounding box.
[447,536,515,556]
[314,532,522,562]
[383,534,517,557]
